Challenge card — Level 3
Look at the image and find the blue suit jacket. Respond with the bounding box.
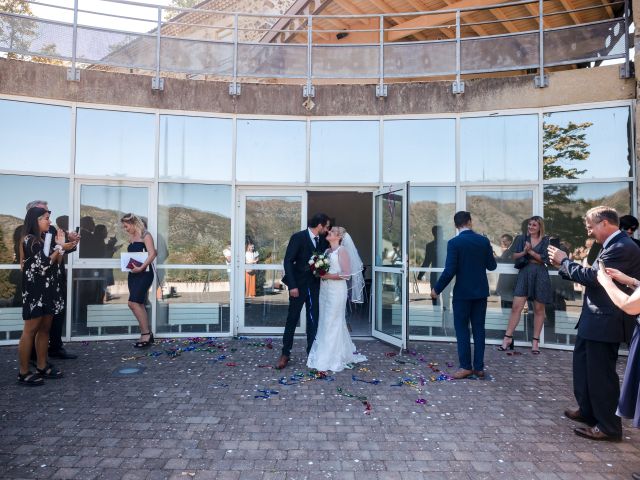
[433,230,497,300]
[559,231,640,343]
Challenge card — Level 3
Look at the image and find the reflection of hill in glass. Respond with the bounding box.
[245,198,300,264]
[158,205,230,265]
[0,213,23,264]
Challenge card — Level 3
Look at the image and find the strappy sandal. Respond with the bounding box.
[497,334,514,351]
[17,371,44,386]
[531,337,541,355]
[134,332,154,349]
[36,363,63,379]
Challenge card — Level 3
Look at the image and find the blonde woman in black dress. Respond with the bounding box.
[498,216,552,354]
[121,214,156,348]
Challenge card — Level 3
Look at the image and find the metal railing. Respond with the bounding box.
[0,0,631,95]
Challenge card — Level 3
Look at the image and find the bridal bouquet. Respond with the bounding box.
[309,252,330,277]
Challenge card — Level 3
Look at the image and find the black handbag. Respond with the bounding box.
[514,256,528,270]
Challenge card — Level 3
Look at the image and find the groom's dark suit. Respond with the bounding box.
[559,230,640,438]
[281,229,328,358]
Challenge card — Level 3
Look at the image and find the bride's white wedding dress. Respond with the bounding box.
[307,246,367,372]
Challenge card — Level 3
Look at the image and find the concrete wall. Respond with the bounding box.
[0,58,634,116]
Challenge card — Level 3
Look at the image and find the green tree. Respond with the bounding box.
[0,0,36,59]
[543,119,593,180]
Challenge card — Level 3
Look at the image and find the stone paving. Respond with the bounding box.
[1,337,639,480]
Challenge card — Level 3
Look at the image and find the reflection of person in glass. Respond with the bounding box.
[245,242,258,297]
[95,224,118,302]
[498,216,552,354]
[418,226,444,304]
[121,213,156,348]
[597,266,640,461]
[17,207,72,385]
[495,234,516,309]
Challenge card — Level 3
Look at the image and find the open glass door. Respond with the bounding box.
[372,183,409,349]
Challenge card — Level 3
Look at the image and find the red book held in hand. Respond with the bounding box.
[126,258,143,270]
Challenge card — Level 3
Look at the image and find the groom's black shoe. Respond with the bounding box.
[276,355,289,369]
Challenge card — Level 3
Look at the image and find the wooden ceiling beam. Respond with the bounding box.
[387,0,513,41]
[489,6,520,33]
[442,0,490,36]
[600,0,614,18]
[557,0,582,24]
[523,2,550,29]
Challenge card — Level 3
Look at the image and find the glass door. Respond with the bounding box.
[71,181,153,339]
[372,183,409,349]
[237,190,306,334]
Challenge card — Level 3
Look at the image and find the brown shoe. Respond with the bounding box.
[564,408,595,426]
[452,368,473,380]
[574,426,621,442]
[276,355,289,370]
[472,370,485,378]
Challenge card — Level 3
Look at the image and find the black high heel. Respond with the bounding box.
[134,332,154,349]
[497,334,514,351]
[531,337,541,355]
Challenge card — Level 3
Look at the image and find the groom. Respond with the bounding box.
[277,213,331,369]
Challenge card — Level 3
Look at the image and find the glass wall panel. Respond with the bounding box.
[243,268,291,327]
[0,269,23,340]
[409,187,456,334]
[486,271,526,341]
[409,186,456,268]
[71,268,145,336]
[0,175,70,267]
[543,182,633,346]
[383,119,455,183]
[236,119,306,182]
[310,120,379,183]
[460,115,538,181]
[543,107,632,180]
[75,108,155,177]
[156,269,230,334]
[157,184,231,264]
[78,184,148,259]
[159,115,232,181]
[465,190,534,247]
[0,100,71,174]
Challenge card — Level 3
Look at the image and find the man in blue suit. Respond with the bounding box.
[431,211,497,379]
[549,206,640,442]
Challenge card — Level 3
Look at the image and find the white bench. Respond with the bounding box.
[167,303,220,332]
[0,307,23,339]
[485,308,525,333]
[553,311,579,344]
[391,303,443,334]
[87,304,138,335]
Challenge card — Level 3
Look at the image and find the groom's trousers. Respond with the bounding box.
[282,283,320,357]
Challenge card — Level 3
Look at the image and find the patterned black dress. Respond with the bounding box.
[21,235,64,320]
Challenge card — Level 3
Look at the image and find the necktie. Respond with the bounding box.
[314,236,319,248]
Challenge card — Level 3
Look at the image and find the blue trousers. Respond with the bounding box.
[452,298,487,371]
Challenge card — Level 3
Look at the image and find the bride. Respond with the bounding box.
[307,226,367,372]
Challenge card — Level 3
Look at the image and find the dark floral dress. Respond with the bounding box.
[21,235,64,320]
